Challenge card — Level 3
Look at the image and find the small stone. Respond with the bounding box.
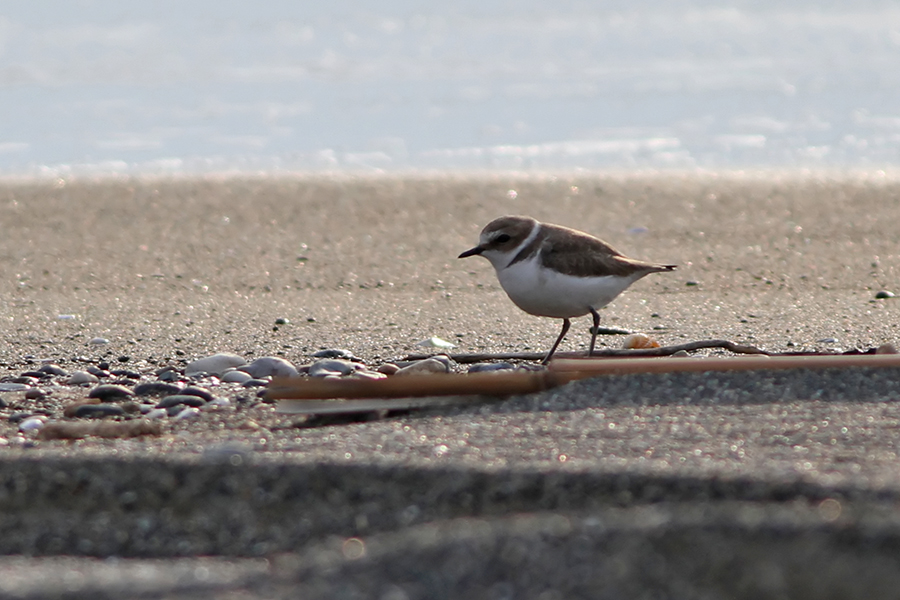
[156,395,206,409]
[429,354,454,369]
[158,369,182,382]
[309,359,360,377]
[180,386,215,402]
[74,404,126,419]
[89,337,109,345]
[377,363,400,375]
[9,412,34,423]
[146,408,167,419]
[274,317,290,325]
[88,384,135,402]
[238,356,299,378]
[312,348,359,361]
[174,407,201,420]
[241,379,269,388]
[686,280,700,287]
[66,371,99,385]
[185,353,246,376]
[222,370,253,383]
[0,382,30,392]
[818,337,839,344]
[206,397,231,408]
[394,358,450,376]
[38,364,67,376]
[133,382,184,396]
[468,362,515,373]
[875,290,896,299]
[349,370,388,380]
[20,371,49,380]
[18,416,46,432]
[64,400,99,418]
[85,365,110,378]
[416,336,457,349]
[109,369,141,379]
[24,388,46,400]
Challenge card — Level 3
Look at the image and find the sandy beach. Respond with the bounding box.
[2,172,900,597]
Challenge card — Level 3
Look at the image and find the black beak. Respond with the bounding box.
[458,246,484,258]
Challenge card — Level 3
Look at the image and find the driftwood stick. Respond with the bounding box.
[271,353,900,414]
[269,370,563,401]
[549,353,900,376]
[403,339,769,363]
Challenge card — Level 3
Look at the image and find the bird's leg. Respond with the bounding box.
[542,318,571,365]
[588,307,601,357]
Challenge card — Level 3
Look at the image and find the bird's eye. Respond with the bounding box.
[495,234,511,243]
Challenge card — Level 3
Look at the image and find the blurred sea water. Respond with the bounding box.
[3,0,900,176]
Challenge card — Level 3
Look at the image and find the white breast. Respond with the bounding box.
[495,256,640,318]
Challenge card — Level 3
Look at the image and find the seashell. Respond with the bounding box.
[622,333,661,349]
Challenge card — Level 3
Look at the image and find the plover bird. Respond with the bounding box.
[459,215,676,363]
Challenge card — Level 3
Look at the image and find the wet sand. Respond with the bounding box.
[2,172,900,597]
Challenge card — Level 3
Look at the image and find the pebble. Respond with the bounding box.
[875,290,896,299]
[20,371,49,379]
[180,386,215,402]
[416,336,457,349]
[18,416,46,432]
[377,363,400,375]
[350,370,388,380]
[73,404,126,419]
[428,355,454,369]
[85,365,110,378]
[394,358,450,376]
[312,348,360,361]
[206,397,231,408]
[89,337,109,345]
[308,359,361,377]
[158,369,182,382]
[222,370,253,384]
[145,408,167,419]
[88,384,135,402]
[24,388,46,400]
[8,412,35,424]
[238,356,299,378]
[38,364,67,376]
[156,395,206,409]
[133,382,184,396]
[468,362,516,373]
[109,369,141,379]
[241,379,269,388]
[185,352,246,376]
[0,383,31,392]
[174,406,201,420]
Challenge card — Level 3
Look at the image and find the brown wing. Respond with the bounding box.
[539,224,675,278]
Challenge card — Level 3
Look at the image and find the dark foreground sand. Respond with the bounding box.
[2,172,900,598]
